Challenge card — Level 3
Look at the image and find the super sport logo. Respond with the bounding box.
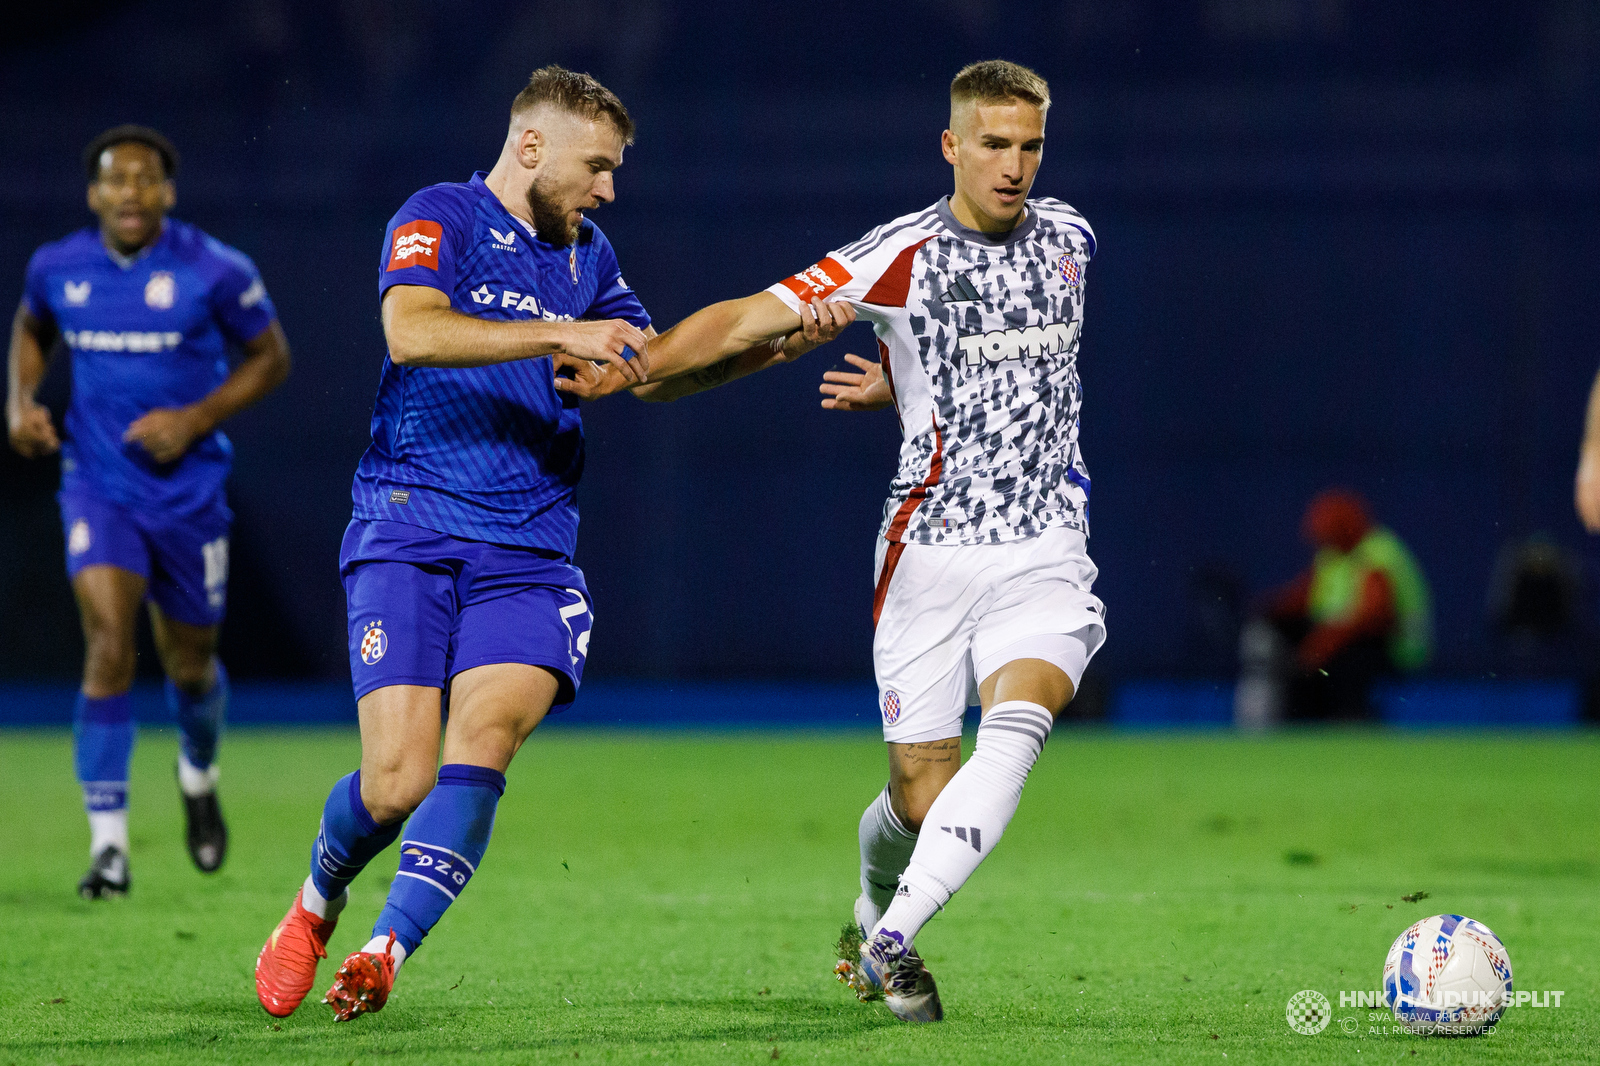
[387,220,444,271]
[779,257,852,302]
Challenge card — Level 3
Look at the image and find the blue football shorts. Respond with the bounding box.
[58,486,232,627]
[339,519,594,710]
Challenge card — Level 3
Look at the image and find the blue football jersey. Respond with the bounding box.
[22,220,277,513]
[352,172,650,557]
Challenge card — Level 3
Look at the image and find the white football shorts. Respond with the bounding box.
[871,525,1107,744]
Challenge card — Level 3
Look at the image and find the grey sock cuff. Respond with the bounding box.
[978,701,1054,752]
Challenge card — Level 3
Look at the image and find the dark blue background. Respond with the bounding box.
[2,0,1597,696]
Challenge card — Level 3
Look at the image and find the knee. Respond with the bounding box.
[80,612,137,688]
[155,627,217,694]
[360,762,436,825]
[165,651,216,695]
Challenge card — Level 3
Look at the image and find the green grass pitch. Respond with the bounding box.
[1,726,1597,1064]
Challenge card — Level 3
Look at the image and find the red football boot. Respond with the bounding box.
[323,930,398,1022]
[255,887,338,1017]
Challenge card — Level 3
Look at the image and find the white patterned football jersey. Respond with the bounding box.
[767,196,1094,547]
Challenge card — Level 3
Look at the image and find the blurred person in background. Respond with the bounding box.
[1575,363,1600,532]
[1235,489,1431,726]
[6,125,291,898]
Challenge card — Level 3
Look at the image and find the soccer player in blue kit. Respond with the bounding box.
[253,66,853,1021]
[7,126,292,898]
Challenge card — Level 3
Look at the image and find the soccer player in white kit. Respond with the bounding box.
[556,59,1104,1024]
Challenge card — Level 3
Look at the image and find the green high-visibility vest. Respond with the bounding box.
[1307,527,1433,671]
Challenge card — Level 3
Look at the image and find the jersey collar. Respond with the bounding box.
[935,196,1036,247]
[101,220,169,270]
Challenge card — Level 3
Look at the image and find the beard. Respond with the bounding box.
[527,175,581,247]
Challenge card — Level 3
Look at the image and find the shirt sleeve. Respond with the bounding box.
[763,225,935,317]
[21,249,54,329]
[763,249,866,315]
[379,188,462,298]
[581,231,650,330]
[207,245,277,345]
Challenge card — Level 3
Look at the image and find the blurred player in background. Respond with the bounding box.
[1575,364,1600,532]
[252,66,850,1023]
[561,60,1104,1024]
[1235,489,1431,727]
[6,125,291,898]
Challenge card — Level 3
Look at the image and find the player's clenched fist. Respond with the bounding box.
[124,406,206,464]
[549,353,616,401]
[7,400,60,457]
[557,318,649,384]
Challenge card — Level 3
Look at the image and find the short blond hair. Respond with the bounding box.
[950,59,1050,113]
[512,65,635,145]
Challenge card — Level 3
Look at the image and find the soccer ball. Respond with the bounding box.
[1382,914,1512,1036]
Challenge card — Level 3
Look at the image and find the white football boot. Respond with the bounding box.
[857,931,943,1023]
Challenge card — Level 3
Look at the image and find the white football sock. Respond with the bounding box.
[857,784,918,931]
[874,701,1053,946]
[300,874,348,921]
[361,933,407,970]
[177,752,220,798]
[87,808,129,857]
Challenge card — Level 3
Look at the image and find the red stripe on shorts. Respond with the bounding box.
[872,540,907,628]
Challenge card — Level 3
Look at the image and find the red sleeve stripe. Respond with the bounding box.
[862,236,935,307]
[884,413,943,543]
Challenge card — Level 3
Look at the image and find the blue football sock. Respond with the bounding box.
[168,660,228,770]
[309,770,404,902]
[372,763,505,957]
[74,691,135,814]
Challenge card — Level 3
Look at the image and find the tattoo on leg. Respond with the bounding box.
[900,738,959,765]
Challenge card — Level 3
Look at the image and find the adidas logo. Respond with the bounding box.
[941,825,982,852]
[939,274,981,303]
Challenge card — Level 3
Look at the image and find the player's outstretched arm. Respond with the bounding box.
[631,296,854,403]
[553,293,853,403]
[383,284,649,380]
[123,319,293,464]
[1577,362,1600,532]
[6,304,60,458]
